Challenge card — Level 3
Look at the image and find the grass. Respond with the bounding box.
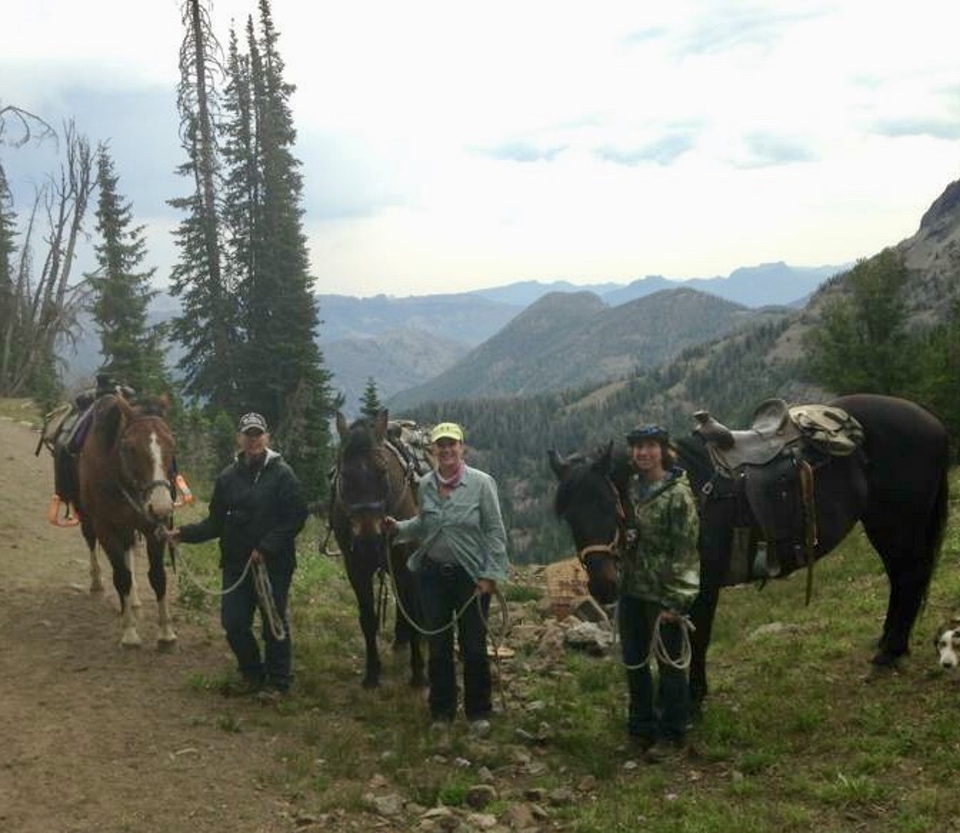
[8,395,960,830]
[164,472,960,831]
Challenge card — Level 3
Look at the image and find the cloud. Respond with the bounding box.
[596,133,698,167]
[480,142,568,164]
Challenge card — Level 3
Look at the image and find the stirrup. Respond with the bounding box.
[47,494,80,527]
[173,474,194,506]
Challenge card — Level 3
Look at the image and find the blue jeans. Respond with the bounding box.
[618,595,690,743]
[221,558,294,691]
[418,560,491,721]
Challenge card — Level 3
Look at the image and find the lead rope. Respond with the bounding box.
[383,534,510,710]
[166,537,286,640]
[620,608,696,671]
[161,533,255,598]
[252,560,287,641]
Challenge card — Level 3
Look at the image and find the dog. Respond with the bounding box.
[934,618,960,669]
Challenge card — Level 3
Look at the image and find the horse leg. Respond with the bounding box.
[865,519,933,665]
[127,534,143,609]
[146,535,177,650]
[687,585,720,713]
[103,541,141,647]
[347,559,382,688]
[392,564,426,687]
[80,517,103,594]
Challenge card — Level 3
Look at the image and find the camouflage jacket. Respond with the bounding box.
[620,468,701,611]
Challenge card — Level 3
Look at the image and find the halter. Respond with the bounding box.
[574,475,627,569]
[336,440,411,520]
[116,415,173,527]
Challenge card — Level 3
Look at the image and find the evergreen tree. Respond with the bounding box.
[802,249,911,395]
[169,0,239,411]
[360,377,383,420]
[87,146,169,393]
[228,0,334,499]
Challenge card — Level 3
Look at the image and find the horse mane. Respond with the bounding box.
[673,434,712,490]
[92,394,127,449]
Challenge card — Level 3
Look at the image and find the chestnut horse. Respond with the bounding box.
[550,394,949,710]
[331,409,425,688]
[77,393,178,648]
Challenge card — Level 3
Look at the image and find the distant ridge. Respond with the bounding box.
[388,286,785,409]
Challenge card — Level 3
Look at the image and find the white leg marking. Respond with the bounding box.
[157,597,177,647]
[127,541,143,609]
[120,591,142,647]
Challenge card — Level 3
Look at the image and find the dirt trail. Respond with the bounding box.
[0,414,307,833]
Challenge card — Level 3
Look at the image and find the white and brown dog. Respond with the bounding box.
[934,618,960,669]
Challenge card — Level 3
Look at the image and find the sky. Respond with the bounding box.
[3,0,960,298]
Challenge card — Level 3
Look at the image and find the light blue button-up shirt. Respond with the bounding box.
[395,466,510,584]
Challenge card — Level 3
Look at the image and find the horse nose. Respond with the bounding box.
[147,487,175,520]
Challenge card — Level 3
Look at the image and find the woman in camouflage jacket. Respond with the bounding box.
[620,424,700,760]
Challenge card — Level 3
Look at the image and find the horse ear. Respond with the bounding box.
[547,449,569,479]
[374,409,389,439]
[592,440,614,474]
[336,411,349,440]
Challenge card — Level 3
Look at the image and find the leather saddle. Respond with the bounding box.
[692,398,864,590]
[694,398,803,474]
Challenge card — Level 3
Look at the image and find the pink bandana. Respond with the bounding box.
[435,462,465,490]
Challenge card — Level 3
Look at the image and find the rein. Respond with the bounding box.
[575,474,627,568]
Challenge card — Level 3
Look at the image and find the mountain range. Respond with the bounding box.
[61,262,843,412]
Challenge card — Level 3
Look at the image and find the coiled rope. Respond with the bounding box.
[381,534,511,711]
[620,609,696,671]
[167,539,287,641]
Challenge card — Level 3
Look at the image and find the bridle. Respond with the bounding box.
[573,474,628,569]
[336,440,411,522]
[116,415,174,526]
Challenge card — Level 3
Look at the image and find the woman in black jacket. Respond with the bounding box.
[169,412,307,698]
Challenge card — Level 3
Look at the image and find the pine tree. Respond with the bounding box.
[169,0,239,411]
[360,377,384,420]
[802,249,911,395]
[229,0,334,499]
[86,146,169,393]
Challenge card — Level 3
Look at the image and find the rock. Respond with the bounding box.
[465,784,498,809]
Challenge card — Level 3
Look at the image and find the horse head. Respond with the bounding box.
[334,408,399,551]
[549,442,624,605]
[94,393,176,524]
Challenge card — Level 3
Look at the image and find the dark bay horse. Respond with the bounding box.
[332,409,426,688]
[550,394,949,709]
[77,394,178,648]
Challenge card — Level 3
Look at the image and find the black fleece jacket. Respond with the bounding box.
[180,449,307,569]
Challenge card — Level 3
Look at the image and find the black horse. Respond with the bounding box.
[550,394,949,709]
[332,409,426,688]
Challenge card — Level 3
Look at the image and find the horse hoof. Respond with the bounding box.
[410,674,428,689]
[361,677,380,689]
[121,638,142,649]
[157,638,178,654]
[869,652,900,672]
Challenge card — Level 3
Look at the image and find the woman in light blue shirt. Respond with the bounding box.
[385,421,508,729]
